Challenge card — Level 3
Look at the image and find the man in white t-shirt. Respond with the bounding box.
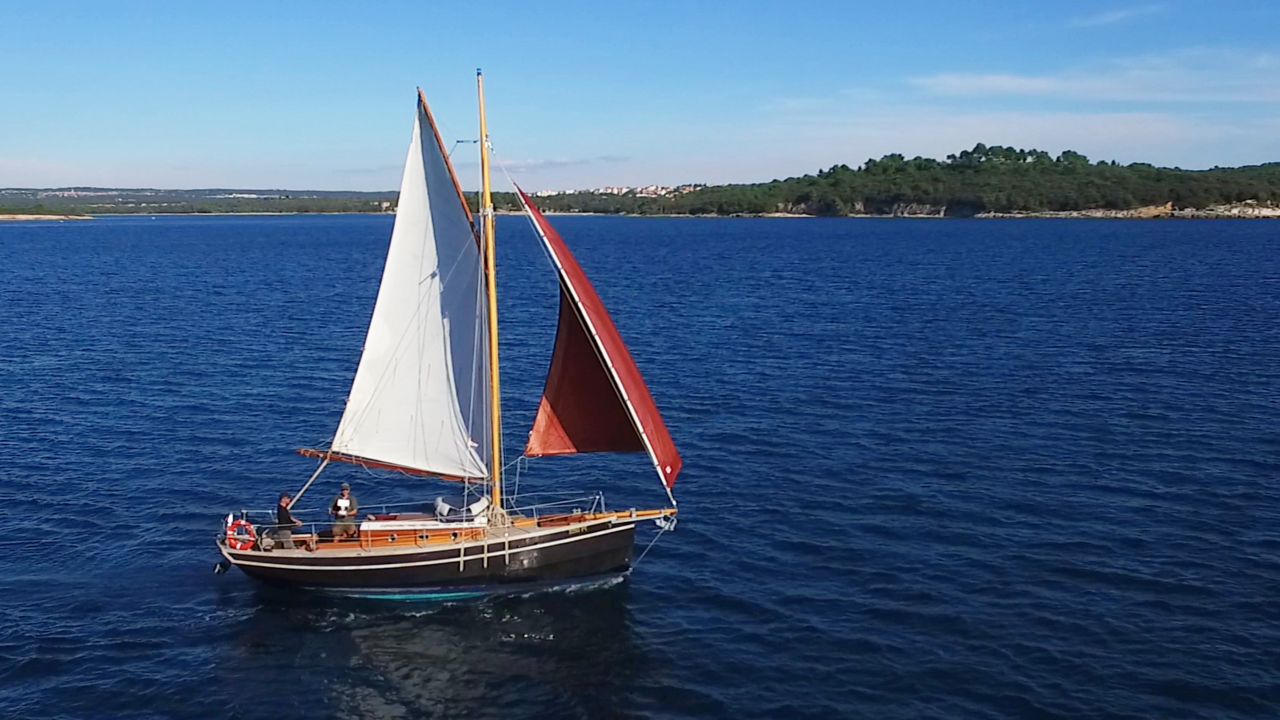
[329,482,360,539]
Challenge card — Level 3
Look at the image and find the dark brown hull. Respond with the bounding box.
[219,518,637,598]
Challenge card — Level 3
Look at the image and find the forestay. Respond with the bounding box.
[331,98,491,479]
[516,187,682,496]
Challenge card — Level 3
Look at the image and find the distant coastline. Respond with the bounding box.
[4,144,1278,220]
[516,144,1280,218]
[0,211,400,221]
[0,188,396,219]
[6,204,1279,222]
[534,201,1280,219]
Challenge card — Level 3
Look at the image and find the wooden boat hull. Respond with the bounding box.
[218,516,638,595]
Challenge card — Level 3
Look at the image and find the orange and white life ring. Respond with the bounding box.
[226,519,257,551]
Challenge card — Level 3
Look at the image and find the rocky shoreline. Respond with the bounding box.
[708,200,1278,219]
[976,201,1280,220]
[752,200,1280,219]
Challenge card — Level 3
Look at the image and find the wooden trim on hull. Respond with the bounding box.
[221,520,638,590]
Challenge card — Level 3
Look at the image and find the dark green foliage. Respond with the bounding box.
[523,145,1280,216]
[6,147,1278,218]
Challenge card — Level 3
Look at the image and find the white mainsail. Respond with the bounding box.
[331,100,491,478]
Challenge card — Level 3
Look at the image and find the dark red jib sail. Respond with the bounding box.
[515,187,682,498]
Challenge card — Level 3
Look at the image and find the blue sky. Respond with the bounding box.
[2,0,1278,191]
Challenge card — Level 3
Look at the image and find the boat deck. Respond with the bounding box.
[237,508,675,559]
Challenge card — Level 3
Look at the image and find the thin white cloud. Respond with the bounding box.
[784,109,1196,160]
[454,155,630,174]
[0,156,391,191]
[335,164,400,176]
[1071,4,1166,28]
[0,158,81,187]
[912,49,1280,102]
[748,90,1280,176]
[508,155,630,172]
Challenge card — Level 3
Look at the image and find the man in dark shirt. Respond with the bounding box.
[276,493,302,549]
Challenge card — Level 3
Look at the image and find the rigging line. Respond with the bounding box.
[448,139,479,158]
[418,136,477,471]
[492,149,563,276]
[469,250,490,473]
[344,267,481,476]
[504,174,676,507]
[632,524,669,568]
[526,193,677,508]
[426,141,489,476]
[343,120,481,476]
[431,283,485,473]
[289,456,331,509]
[494,149,673,508]
[431,173,482,286]
[504,459,520,506]
[339,234,441,437]
[481,169,504,502]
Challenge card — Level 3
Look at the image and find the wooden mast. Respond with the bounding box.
[477,69,502,509]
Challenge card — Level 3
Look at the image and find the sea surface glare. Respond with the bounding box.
[0,215,1278,719]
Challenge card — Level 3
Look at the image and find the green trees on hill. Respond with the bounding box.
[7,147,1279,218]
[525,144,1280,216]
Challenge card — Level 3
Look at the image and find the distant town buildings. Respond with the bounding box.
[532,184,708,198]
[25,189,143,198]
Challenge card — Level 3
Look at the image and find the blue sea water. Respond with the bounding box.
[1,214,1278,719]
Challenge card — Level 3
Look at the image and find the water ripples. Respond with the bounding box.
[1,215,1278,718]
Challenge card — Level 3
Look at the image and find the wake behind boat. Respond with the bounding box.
[214,73,681,597]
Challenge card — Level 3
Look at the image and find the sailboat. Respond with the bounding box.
[214,73,680,598]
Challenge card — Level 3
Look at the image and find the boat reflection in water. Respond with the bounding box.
[244,578,648,717]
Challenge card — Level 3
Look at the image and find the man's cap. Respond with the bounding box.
[279,492,290,500]
[340,483,350,490]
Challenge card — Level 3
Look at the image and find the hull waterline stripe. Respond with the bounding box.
[299,572,629,600]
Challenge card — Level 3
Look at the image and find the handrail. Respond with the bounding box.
[239,498,433,517]
[240,491,605,518]
[507,492,604,520]
[222,490,663,555]
[233,492,609,540]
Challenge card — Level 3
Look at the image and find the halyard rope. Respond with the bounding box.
[632,522,670,568]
